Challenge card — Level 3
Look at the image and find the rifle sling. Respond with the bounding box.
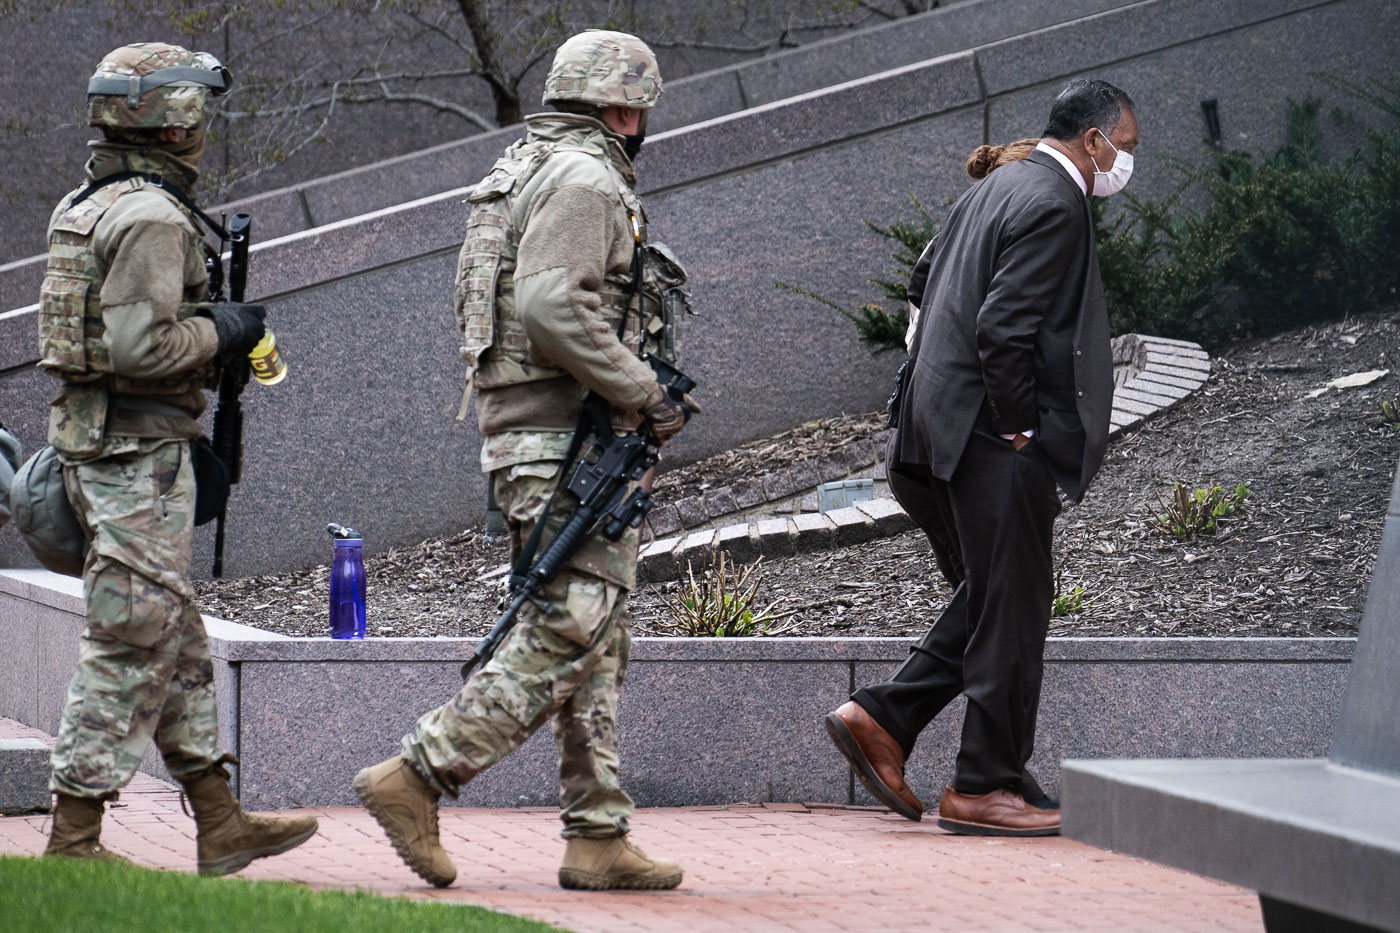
[70,171,229,241]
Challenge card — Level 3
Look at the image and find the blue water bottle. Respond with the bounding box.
[327,523,366,639]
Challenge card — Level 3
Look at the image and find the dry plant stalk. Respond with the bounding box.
[661,550,798,637]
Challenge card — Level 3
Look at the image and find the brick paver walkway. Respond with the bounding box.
[1,718,1261,932]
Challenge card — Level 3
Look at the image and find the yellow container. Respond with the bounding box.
[248,332,288,386]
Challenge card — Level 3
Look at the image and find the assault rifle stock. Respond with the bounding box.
[210,212,252,578]
[460,356,696,680]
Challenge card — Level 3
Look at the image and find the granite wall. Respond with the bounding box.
[2,0,1396,574]
[0,569,1355,811]
[0,0,936,264]
[0,0,1134,306]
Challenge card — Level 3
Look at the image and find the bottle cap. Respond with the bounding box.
[327,522,362,540]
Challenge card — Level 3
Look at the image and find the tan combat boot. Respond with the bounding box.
[180,765,318,877]
[558,836,683,891]
[353,756,456,888]
[44,794,132,865]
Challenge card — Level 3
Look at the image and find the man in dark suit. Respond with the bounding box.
[825,79,1137,836]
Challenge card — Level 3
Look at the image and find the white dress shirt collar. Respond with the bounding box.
[1034,141,1087,196]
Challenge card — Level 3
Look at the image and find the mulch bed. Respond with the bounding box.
[197,309,1400,640]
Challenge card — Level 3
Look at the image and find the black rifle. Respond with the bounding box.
[209,213,253,578]
[460,355,696,680]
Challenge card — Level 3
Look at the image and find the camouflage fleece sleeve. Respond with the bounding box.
[514,185,663,412]
[97,214,218,378]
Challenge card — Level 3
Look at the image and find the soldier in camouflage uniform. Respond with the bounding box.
[39,43,317,874]
[355,30,695,892]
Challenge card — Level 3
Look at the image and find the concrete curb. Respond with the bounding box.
[0,738,50,813]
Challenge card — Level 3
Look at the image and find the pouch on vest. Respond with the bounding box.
[48,382,108,459]
[10,444,87,577]
[641,242,692,363]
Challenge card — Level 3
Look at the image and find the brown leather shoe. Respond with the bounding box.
[937,786,1061,837]
[824,701,923,821]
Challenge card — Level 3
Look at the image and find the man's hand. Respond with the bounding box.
[643,392,699,445]
[209,301,267,359]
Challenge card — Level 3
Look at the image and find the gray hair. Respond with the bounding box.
[1042,79,1134,142]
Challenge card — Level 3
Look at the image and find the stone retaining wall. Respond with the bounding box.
[1,569,1354,812]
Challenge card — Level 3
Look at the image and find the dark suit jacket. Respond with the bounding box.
[892,149,1113,502]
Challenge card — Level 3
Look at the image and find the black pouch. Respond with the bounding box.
[886,358,910,428]
[192,435,230,526]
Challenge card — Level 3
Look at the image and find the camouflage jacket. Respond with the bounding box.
[461,114,669,471]
[39,144,218,458]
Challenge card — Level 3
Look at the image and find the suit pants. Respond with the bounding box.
[854,429,1061,794]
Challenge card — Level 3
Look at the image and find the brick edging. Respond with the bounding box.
[644,431,889,538]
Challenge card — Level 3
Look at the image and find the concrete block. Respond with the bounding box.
[1112,395,1158,417]
[1062,758,1400,932]
[754,518,796,559]
[761,470,796,503]
[1134,370,1206,392]
[637,533,683,584]
[855,497,915,537]
[1114,385,1178,408]
[0,738,51,813]
[787,459,821,494]
[1123,376,1191,400]
[1140,338,1209,359]
[815,449,851,483]
[675,495,710,529]
[845,438,878,470]
[713,523,760,565]
[674,530,716,572]
[703,487,739,519]
[646,503,682,538]
[1110,409,1145,431]
[826,506,876,546]
[731,478,766,509]
[790,512,836,551]
[1146,350,1211,373]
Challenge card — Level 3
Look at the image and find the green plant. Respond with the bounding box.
[662,550,797,636]
[776,192,940,354]
[1150,481,1253,541]
[1382,397,1400,429]
[1095,75,1400,346]
[1050,581,1086,618]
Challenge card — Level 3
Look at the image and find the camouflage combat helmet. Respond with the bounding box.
[542,30,662,110]
[87,42,231,130]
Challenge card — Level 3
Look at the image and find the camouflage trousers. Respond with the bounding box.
[50,437,223,798]
[403,459,638,839]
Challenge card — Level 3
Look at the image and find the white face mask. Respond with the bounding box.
[1088,128,1133,197]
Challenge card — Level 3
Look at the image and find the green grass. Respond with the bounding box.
[0,854,564,933]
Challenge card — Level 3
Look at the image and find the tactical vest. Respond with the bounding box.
[38,177,211,456]
[454,138,692,414]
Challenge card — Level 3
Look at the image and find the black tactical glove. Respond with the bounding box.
[209,301,267,359]
[643,392,700,445]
